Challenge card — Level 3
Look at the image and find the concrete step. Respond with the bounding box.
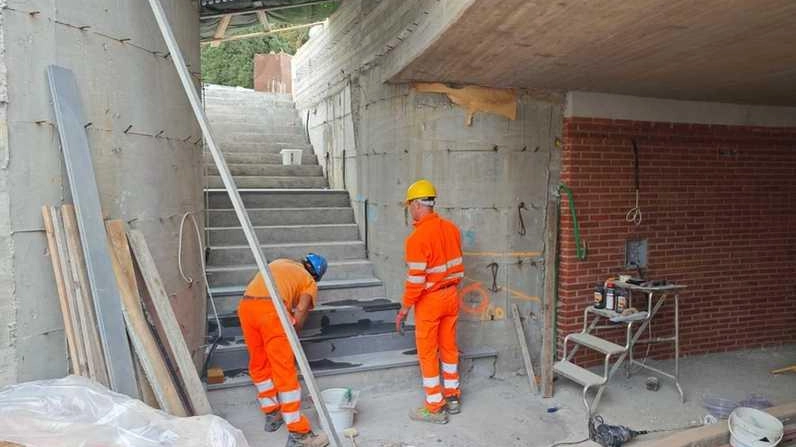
[209,122,304,135]
[206,189,350,209]
[205,163,323,177]
[204,96,296,106]
[206,347,499,389]
[209,278,387,314]
[207,223,360,246]
[203,84,292,100]
[205,116,303,129]
[207,240,366,266]
[206,110,300,122]
[207,298,400,339]
[204,152,317,166]
[217,131,306,144]
[218,142,312,154]
[206,259,375,287]
[206,175,328,189]
[207,207,355,227]
[210,329,417,373]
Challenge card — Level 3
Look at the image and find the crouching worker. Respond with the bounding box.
[238,254,330,447]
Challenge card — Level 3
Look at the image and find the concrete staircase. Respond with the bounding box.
[201,85,496,390]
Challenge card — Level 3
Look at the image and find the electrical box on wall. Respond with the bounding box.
[625,239,648,269]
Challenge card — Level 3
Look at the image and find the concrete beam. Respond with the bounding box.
[566,91,796,127]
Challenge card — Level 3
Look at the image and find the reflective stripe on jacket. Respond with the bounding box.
[403,212,464,308]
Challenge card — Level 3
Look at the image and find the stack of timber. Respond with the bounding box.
[42,206,211,416]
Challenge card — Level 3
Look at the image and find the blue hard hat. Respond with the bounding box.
[303,253,327,281]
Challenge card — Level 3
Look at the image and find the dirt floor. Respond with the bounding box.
[209,344,796,447]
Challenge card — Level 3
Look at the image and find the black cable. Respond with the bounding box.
[487,262,500,292]
[550,438,589,447]
[518,202,528,236]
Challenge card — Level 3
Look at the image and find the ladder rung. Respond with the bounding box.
[553,360,605,387]
[569,333,626,356]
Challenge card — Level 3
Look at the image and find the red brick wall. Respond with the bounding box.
[559,118,796,366]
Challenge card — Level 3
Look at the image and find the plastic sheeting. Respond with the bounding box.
[0,376,249,447]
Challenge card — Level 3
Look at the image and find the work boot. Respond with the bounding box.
[264,410,284,432]
[446,396,462,415]
[285,431,329,447]
[409,406,449,424]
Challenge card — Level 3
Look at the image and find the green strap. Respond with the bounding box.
[559,183,587,261]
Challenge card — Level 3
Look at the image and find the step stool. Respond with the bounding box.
[554,309,634,415]
[554,280,687,415]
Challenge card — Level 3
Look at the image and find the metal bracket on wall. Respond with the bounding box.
[47,66,138,398]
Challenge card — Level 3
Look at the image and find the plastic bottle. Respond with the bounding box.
[593,285,605,309]
[604,281,615,311]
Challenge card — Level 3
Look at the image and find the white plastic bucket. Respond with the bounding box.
[321,388,358,434]
[280,149,303,165]
[728,407,783,447]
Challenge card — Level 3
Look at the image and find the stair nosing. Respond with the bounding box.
[206,347,498,390]
[208,240,364,250]
[207,207,353,214]
[209,278,383,295]
[206,259,372,273]
[208,299,399,319]
[205,188,347,193]
[206,223,359,231]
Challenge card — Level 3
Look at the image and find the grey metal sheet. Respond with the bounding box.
[47,66,138,398]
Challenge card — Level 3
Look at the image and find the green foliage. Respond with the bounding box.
[201,29,309,89]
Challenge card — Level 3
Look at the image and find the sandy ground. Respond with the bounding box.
[209,344,796,447]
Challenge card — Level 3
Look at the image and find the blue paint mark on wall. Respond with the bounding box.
[367,204,379,222]
[463,230,476,248]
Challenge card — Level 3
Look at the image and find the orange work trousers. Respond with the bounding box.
[238,298,310,434]
[414,285,461,412]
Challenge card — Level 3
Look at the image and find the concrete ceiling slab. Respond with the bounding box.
[390,0,796,105]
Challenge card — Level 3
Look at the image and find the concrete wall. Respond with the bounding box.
[0,0,204,384]
[294,0,564,372]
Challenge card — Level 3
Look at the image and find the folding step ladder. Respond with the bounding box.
[553,280,686,415]
[553,306,641,415]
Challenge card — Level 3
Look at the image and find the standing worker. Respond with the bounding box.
[238,254,330,447]
[395,179,464,424]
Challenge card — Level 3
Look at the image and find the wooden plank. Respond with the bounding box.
[210,15,232,47]
[50,206,89,377]
[133,352,160,409]
[636,401,796,447]
[47,65,137,397]
[41,206,80,375]
[106,220,188,417]
[541,197,559,398]
[512,303,539,394]
[257,11,272,31]
[128,229,212,415]
[62,205,108,385]
[202,21,326,46]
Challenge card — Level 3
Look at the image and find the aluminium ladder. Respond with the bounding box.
[553,281,686,415]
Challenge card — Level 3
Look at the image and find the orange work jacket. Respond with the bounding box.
[402,212,464,308]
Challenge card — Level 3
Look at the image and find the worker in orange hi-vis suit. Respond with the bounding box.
[395,179,465,425]
[238,254,330,447]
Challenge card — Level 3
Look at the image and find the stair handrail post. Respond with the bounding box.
[145,2,342,445]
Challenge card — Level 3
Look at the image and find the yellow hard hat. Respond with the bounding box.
[405,179,437,203]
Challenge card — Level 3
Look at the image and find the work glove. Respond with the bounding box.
[395,309,408,336]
